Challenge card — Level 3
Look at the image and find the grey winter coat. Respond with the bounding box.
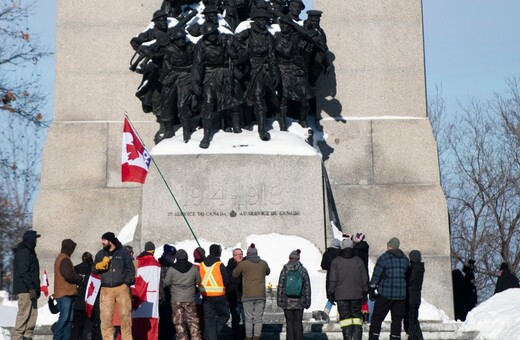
[277,260,311,310]
[327,248,368,301]
[163,261,201,303]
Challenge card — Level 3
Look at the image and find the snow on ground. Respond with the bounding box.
[459,288,520,340]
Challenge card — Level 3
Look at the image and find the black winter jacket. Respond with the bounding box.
[406,261,425,305]
[13,241,40,296]
[495,268,520,294]
[74,261,92,310]
[92,242,135,288]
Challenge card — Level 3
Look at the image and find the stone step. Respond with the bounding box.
[6,321,478,340]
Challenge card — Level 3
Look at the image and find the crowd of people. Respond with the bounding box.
[130,0,331,147]
[10,228,520,340]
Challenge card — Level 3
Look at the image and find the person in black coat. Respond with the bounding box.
[494,262,520,294]
[319,238,341,319]
[404,250,424,340]
[71,252,94,340]
[159,244,177,340]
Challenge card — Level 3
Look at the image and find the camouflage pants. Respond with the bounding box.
[172,301,202,340]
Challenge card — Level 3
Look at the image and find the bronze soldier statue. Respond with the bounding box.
[303,10,331,116]
[192,22,245,148]
[158,29,196,142]
[275,16,314,129]
[130,10,169,143]
[286,0,305,21]
[236,9,280,141]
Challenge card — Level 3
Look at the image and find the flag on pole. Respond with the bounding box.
[40,269,49,297]
[132,254,161,339]
[85,273,101,318]
[121,117,151,184]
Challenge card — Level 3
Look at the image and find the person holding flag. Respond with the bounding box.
[131,241,161,339]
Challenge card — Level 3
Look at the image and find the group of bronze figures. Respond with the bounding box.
[130,0,331,148]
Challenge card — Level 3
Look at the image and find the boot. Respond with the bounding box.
[277,106,287,131]
[342,327,353,340]
[244,106,254,131]
[153,122,165,144]
[352,325,363,340]
[199,119,211,149]
[162,121,175,140]
[257,111,271,141]
[298,103,309,128]
[181,120,191,143]
[232,113,242,133]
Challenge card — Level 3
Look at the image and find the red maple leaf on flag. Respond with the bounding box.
[132,275,149,310]
[87,281,96,299]
[126,143,140,161]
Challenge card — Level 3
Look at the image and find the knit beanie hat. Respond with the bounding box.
[163,244,177,257]
[289,249,301,260]
[409,250,422,263]
[331,238,341,249]
[387,237,400,249]
[209,244,222,257]
[176,249,188,261]
[193,247,205,262]
[101,232,117,244]
[247,243,258,256]
[341,238,353,249]
[144,241,155,252]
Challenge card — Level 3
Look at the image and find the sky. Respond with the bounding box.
[28,1,520,122]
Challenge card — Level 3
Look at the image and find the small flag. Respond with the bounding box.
[85,273,101,318]
[41,269,49,297]
[121,117,151,184]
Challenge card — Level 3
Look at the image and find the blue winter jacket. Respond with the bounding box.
[370,248,409,300]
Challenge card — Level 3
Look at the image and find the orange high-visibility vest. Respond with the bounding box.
[199,261,225,297]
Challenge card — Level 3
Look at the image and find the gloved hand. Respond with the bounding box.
[95,256,110,271]
[29,289,37,300]
[368,287,377,301]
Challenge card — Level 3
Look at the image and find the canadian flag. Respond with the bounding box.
[132,254,161,340]
[121,117,151,184]
[40,269,49,297]
[85,273,101,318]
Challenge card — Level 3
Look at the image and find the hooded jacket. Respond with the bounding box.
[370,248,409,300]
[13,240,40,296]
[54,239,83,298]
[232,254,270,300]
[163,258,201,303]
[406,252,425,305]
[495,265,520,294]
[277,260,311,310]
[92,239,135,287]
[327,247,368,301]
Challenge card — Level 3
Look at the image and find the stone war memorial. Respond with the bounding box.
[33,0,454,318]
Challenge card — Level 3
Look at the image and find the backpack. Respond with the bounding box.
[285,268,303,298]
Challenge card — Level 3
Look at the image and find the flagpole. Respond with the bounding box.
[124,114,202,249]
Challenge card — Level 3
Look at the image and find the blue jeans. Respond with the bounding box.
[53,296,75,340]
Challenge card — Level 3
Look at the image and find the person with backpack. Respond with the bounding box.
[277,249,311,340]
[232,243,270,340]
[327,238,368,340]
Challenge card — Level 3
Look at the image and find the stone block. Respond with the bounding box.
[141,152,325,251]
[332,184,450,256]
[39,122,108,189]
[372,119,441,185]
